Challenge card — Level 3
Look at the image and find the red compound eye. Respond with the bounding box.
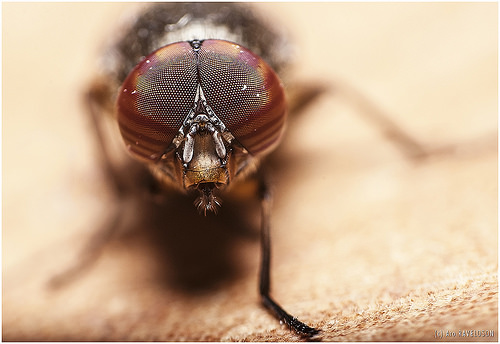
[117,39,286,162]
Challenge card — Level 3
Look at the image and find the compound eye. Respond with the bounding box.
[198,40,287,155]
[116,39,287,163]
[117,41,198,162]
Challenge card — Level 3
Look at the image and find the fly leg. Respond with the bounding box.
[84,79,128,195]
[335,81,430,160]
[288,80,429,161]
[288,79,496,162]
[48,203,124,288]
[258,179,320,338]
[335,80,497,160]
[48,80,130,289]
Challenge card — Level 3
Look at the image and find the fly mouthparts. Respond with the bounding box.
[194,183,222,215]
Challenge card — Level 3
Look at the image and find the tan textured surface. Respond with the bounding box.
[3,3,498,341]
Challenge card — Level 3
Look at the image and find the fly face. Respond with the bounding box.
[116,38,286,214]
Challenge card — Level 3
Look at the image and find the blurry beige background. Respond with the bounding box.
[3,2,497,341]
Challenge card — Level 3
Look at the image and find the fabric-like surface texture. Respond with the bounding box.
[3,3,497,341]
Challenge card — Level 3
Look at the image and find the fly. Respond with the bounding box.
[53,2,320,338]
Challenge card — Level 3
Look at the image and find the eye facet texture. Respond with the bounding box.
[117,39,286,162]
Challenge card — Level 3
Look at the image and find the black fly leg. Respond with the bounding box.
[258,180,320,338]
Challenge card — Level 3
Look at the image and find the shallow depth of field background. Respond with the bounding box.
[3,3,497,341]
